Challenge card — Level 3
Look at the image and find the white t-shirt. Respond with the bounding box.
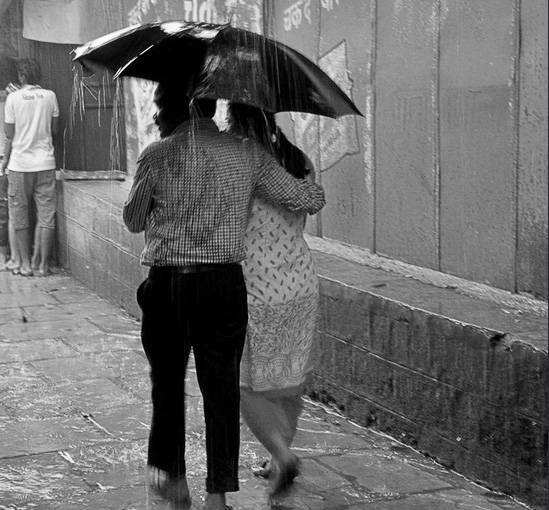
[4,85,59,172]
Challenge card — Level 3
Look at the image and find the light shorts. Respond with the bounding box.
[8,169,57,230]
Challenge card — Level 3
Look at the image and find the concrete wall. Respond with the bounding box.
[310,251,547,509]
[267,0,548,300]
[3,0,546,301]
[56,180,548,509]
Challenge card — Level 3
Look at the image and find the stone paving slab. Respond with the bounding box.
[1,337,76,363]
[0,271,534,510]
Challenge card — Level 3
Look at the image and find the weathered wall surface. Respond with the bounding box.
[56,180,548,509]
[267,0,548,300]
[309,252,547,508]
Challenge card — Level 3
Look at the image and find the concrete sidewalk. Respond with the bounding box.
[0,270,532,510]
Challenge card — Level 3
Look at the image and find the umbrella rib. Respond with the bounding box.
[113,44,158,79]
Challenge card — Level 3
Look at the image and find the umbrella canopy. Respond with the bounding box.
[73,21,363,119]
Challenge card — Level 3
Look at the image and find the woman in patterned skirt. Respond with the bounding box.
[228,104,319,495]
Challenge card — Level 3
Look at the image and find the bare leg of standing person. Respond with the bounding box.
[13,226,32,275]
[31,223,40,271]
[5,221,20,269]
[34,227,54,275]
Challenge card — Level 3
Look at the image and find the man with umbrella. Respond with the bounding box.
[75,21,361,508]
[123,81,326,510]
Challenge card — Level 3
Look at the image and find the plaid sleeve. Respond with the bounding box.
[254,148,326,215]
[123,149,155,233]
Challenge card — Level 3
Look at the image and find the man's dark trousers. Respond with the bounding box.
[137,263,248,494]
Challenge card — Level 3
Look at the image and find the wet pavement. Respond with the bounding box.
[0,270,533,510]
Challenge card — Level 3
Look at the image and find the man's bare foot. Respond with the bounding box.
[147,466,191,507]
[203,492,230,510]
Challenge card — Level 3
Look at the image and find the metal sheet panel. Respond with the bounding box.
[375,0,439,269]
[439,0,516,290]
[517,0,548,299]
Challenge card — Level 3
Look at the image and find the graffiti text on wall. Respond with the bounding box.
[283,0,312,32]
[183,0,215,23]
[321,0,340,12]
[129,0,215,25]
[283,0,341,32]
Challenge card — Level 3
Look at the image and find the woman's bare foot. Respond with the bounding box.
[270,455,300,496]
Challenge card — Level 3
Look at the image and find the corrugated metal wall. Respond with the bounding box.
[267,0,548,300]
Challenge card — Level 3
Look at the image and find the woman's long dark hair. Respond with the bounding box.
[229,104,310,179]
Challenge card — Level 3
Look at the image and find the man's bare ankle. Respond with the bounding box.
[204,491,227,509]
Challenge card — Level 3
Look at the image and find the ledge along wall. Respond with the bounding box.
[56,180,548,509]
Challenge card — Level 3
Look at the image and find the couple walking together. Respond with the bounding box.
[123,82,324,509]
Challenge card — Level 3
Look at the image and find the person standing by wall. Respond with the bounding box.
[0,88,9,268]
[2,58,59,277]
[0,82,21,271]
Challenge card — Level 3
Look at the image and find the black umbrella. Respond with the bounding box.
[73,21,362,119]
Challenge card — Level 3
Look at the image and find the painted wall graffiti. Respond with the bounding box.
[282,0,342,32]
[283,0,312,32]
[291,41,359,172]
[129,0,216,25]
[321,0,340,12]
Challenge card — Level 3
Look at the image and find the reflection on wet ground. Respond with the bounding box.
[0,271,532,509]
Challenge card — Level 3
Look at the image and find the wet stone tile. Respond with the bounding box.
[43,485,159,510]
[49,287,104,304]
[298,456,350,491]
[2,378,141,419]
[90,404,151,440]
[0,318,102,342]
[61,331,141,354]
[320,453,453,495]
[0,338,76,363]
[0,416,107,458]
[346,490,506,509]
[30,355,113,383]
[0,362,45,392]
[90,350,149,378]
[62,441,148,490]
[87,314,141,335]
[0,292,58,309]
[0,451,90,504]
[0,307,27,325]
[0,405,12,418]
[62,299,124,317]
[294,425,375,454]
[21,304,76,322]
[114,373,150,402]
[227,480,271,510]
